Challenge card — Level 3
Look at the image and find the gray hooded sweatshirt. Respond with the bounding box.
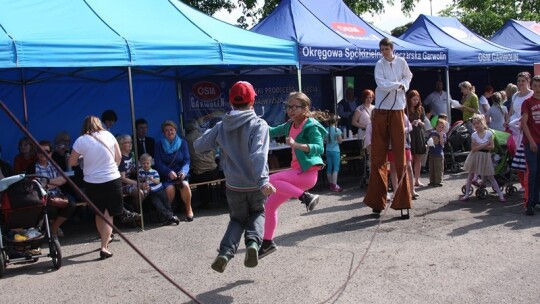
[193,110,270,191]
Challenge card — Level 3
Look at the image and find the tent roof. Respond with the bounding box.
[491,19,540,51]
[400,14,538,66]
[251,0,447,67]
[0,0,298,68]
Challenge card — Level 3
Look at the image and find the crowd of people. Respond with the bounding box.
[0,37,538,269]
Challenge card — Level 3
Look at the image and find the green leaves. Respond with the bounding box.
[441,0,540,38]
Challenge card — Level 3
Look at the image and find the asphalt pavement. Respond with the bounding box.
[1,170,539,304]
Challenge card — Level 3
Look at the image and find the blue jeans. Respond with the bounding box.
[524,144,540,209]
[219,188,266,258]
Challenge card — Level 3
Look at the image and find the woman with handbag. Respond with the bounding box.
[69,115,123,260]
[154,120,194,222]
[27,140,75,238]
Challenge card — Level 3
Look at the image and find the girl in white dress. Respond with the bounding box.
[461,114,505,202]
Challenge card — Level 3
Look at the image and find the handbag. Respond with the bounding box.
[47,194,69,208]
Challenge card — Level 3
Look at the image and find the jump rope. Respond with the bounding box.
[1,97,410,303]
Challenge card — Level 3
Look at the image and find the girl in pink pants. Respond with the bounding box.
[259,92,328,259]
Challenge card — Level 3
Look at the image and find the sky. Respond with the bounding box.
[213,0,454,32]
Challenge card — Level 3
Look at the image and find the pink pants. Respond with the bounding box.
[263,168,318,240]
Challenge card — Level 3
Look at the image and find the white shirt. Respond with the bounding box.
[424,90,451,116]
[472,130,492,145]
[510,91,534,121]
[353,104,374,140]
[374,55,413,110]
[479,95,491,115]
[73,130,120,184]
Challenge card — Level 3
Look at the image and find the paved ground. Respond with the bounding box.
[1,171,539,304]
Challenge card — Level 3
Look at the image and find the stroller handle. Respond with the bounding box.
[23,174,51,187]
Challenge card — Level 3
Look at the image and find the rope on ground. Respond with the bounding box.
[321,164,408,303]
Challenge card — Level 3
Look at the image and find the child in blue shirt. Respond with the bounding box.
[138,153,179,225]
[324,114,343,192]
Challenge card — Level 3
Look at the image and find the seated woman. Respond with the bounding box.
[116,134,148,214]
[13,137,37,174]
[26,140,75,238]
[154,120,193,221]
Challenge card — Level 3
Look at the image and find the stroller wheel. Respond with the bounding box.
[0,251,5,278]
[49,238,62,270]
[462,185,473,195]
[476,188,488,199]
[451,163,461,173]
[506,186,517,196]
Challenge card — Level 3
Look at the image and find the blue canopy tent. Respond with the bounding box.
[400,15,538,66]
[251,0,447,67]
[250,0,448,118]
[491,20,540,52]
[0,0,298,164]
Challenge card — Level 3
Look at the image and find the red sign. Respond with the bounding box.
[531,23,540,35]
[192,81,221,101]
[331,22,367,36]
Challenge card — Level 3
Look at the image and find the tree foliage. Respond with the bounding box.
[182,0,421,28]
[440,0,540,38]
[391,21,413,37]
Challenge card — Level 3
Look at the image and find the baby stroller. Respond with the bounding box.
[0,174,62,277]
[445,120,472,173]
[461,129,518,199]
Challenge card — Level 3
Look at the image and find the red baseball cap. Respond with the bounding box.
[229,81,257,105]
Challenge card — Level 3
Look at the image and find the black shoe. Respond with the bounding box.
[120,211,141,223]
[300,192,319,211]
[167,216,180,225]
[258,240,277,259]
[100,250,113,260]
[185,215,194,222]
[400,209,410,220]
[372,208,382,218]
[525,208,534,216]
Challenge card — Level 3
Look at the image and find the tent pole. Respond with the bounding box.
[21,69,28,128]
[332,73,339,115]
[297,67,302,92]
[128,67,145,231]
[445,67,451,123]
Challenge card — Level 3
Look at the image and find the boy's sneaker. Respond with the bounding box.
[300,192,319,211]
[244,241,259,268]
[120,210,141,223]
[258,240,277,259]
[211,255,229,273]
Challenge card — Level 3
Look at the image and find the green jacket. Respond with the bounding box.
[270,118,328,172]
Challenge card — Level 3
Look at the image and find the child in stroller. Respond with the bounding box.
[0,174,62,277]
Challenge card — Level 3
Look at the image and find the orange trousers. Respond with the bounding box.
[364,109,412,211]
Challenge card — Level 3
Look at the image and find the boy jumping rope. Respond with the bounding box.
[194,81,276,272]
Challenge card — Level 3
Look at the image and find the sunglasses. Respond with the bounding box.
[286,105,305,111]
